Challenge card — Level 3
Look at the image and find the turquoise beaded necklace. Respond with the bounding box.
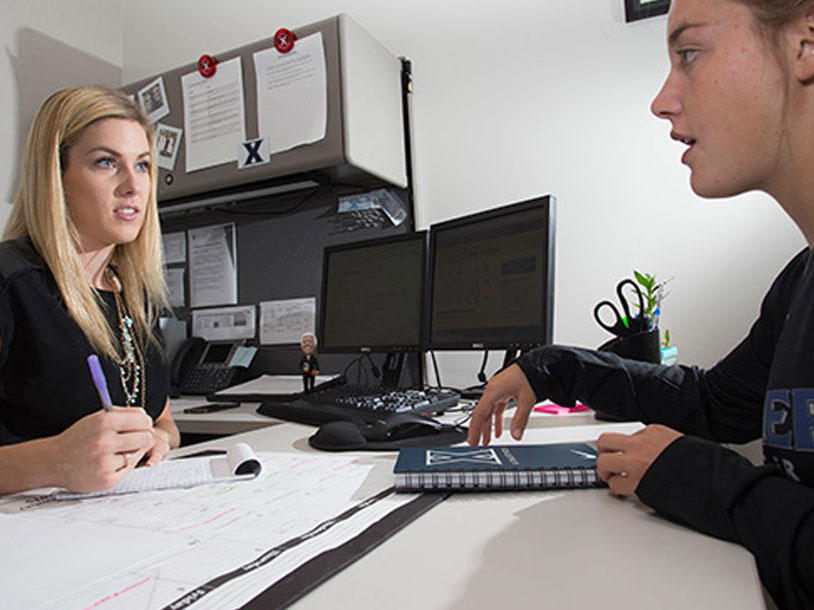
[107,268,146,408]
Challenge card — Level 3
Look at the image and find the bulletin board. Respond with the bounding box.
[161,184,422,388]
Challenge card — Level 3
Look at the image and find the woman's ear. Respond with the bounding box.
[792,9,814,82]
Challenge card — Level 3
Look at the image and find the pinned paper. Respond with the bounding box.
[253,32,327,154]
[259,297,316,345]
[181,57,246,172]
[138,76,170,123]
[188,223,237,308]
[192,305,256,341]
[162,231,186,264]
[156,123,182,170]
[165,267,186,308]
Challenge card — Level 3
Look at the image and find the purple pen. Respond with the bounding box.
[87,354,114,412]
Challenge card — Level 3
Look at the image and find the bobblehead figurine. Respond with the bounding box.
[300,333,320,392]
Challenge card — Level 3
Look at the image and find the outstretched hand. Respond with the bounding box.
[596,424,683,496]
[467,363,538,446]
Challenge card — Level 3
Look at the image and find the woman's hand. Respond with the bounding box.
[596,424,683,496]
[467,363,538,446]
[142,399,180,467]
[50,407,154,492]
[142,427,173,467]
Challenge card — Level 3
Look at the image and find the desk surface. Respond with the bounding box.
[171,397,275,435]
[175,416,766,610]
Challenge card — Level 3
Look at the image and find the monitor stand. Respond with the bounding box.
[380,352,405,388]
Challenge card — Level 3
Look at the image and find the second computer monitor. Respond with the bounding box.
[427,195,556,351]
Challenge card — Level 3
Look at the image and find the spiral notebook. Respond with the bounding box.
[393,442,606,491]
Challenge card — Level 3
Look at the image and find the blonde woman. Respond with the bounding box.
[469,1,814,607]
[0,86,178,494]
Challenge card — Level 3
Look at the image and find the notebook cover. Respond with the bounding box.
[393,443,605,491]
[394,443,597,473]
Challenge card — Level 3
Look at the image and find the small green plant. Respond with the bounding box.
[632,270,661,317]
[630,271,672,345]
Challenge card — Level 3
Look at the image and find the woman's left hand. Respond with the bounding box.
[142,427,173,467]
[596,424,683,496]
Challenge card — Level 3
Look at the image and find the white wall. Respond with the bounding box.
[0,0,123,230]
[6,1,802,388]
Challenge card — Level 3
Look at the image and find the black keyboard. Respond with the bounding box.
[257,385,461,426]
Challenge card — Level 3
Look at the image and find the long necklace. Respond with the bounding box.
[107,269,146,408]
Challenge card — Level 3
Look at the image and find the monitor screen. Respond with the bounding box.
[427,195,556,350]
[319,231,427,353]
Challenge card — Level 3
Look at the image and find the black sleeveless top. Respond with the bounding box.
[0,238,169,444]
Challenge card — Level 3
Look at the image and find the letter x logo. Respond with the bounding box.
[243,141,263,165]
[237,137,269,169]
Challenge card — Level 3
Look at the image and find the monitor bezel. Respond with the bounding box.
[425,195,556,351]
[318,230,428,354]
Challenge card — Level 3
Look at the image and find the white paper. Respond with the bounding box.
[137,76,170,123]
[162,231,187,264]
[56,443,262,500]
[214,373,338,396]
[188,223,237,308]
[253,32,327,154]
[181,56,246,172]
[192,304,255,341]
[259,297,316,345]
[156,123,183,170]
[159,316,188,364]
[0,452,418,610]
[0,513,187,610]
[165,267,185,308]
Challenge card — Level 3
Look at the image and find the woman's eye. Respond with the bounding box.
[679,49,699,65]
[135,160,151,173]
[95,157,116,169]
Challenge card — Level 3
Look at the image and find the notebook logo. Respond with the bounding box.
[426,448,501,467]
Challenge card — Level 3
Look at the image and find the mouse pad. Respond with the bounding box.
[308,420,468,451]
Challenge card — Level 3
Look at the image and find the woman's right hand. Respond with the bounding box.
[49,407,154,492]
[467,363,538,446]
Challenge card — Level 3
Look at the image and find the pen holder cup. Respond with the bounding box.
[597,329,660,364]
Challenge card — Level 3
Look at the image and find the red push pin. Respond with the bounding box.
[274,28,296,53]
[198,54,218,78]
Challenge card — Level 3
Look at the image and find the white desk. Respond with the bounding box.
[173,415,766,610]
[171,398,275,436]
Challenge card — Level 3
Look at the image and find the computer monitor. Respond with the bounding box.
[426,195,556,353]
[318,231,427,355]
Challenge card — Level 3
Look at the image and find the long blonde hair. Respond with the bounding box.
[3,85,168,361]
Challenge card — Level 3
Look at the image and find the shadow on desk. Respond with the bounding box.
[441,491,763,610]
[180,432,228,447]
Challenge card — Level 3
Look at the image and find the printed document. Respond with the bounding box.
[188,223,237,308]
[253,32,327,154]
[181,56,246,172]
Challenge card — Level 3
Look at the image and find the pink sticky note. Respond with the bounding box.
[534,403,591,415]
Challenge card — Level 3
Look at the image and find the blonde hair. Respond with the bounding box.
[3,85,168,361]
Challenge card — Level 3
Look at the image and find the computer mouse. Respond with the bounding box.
[364,412,444,442]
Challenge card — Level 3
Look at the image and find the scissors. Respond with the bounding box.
[593,279,647,338]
